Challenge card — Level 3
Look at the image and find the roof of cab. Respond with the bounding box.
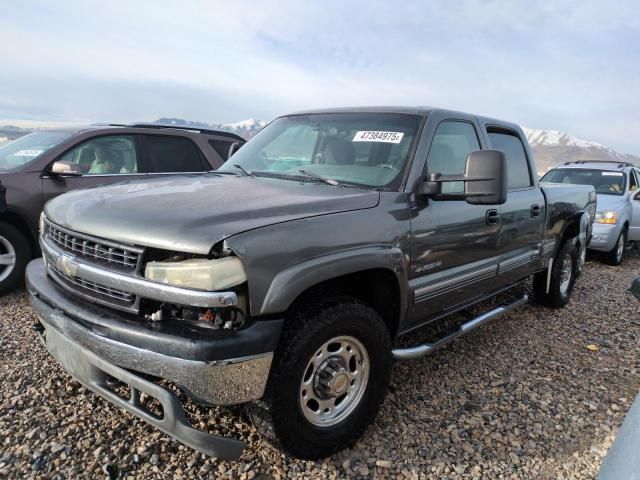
[282,106,523,131]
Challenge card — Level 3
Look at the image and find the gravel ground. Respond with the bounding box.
[1,249,639,479]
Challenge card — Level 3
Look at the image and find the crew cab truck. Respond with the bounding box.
[26,107,596,460]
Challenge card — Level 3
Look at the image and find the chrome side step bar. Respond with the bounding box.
[392,294,528,360]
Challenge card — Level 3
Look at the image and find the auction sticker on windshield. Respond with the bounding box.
[14,149,44,157]
[353,131,404,143]
[602,172,623,176]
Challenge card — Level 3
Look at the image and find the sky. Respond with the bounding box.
[1,0,639,155]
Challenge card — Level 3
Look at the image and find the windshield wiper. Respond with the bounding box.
[233,164,253,177]
[298,169,340,186]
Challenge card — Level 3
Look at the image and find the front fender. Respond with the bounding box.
[259,245,408,316]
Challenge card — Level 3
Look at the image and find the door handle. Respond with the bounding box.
[530,204,541,217]
[486,209,500,225]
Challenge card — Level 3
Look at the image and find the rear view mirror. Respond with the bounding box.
[418,150,507,205]
[50,161,82,176]
[464,150,508,205]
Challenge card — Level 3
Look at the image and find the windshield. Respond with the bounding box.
[218,113,422,188]
[541,168,627,196]
[0,131,72,172]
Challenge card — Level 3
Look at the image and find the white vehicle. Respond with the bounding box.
[541,161,640,265]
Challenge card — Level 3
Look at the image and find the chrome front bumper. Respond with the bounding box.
[26,258,283,458]
[35,317,246,459]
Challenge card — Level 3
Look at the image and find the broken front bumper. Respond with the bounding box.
[26,258,283,459]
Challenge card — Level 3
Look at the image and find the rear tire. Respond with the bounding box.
[0,221,30,294]
[603,228,627,266]
[533,239,578,308]
[250,295,392,459]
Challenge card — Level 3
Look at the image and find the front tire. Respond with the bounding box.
[603,228,627,266]
[259,295,392,459]
[533,239,579,308]
[0,221,30,294]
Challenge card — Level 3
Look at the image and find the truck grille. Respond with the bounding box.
[43,219,144,313]
[45,220,142,272]
[49,264,136,307]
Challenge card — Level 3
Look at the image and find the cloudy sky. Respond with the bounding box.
[1,0,638,154]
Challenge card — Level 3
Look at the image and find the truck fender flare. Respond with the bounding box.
[258,245,408,317]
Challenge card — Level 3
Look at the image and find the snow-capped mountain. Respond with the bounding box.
[153,117,266,138]
[523,127,639,173]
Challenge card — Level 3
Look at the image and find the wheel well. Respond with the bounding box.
[1,212,37,256]
[562,221,580,245]
[289,269,402,338]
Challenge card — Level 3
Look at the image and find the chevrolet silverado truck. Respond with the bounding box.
[26,107,596,460]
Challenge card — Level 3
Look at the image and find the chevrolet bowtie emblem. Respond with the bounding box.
[56,255,78,277]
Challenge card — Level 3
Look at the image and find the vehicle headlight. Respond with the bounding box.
[144,257,247,291]
[594,211,618,225]
[39,211,45,235]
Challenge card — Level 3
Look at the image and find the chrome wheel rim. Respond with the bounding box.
[299,335,370,427]
[616,234,625,261]
[559,254,573,294]
[0,235,16,283]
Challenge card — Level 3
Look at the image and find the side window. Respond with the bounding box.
[487,130,532,189]
[629,169,638,192]
[426,121,480,194]
[208,139,234,161]
[58,135,138,175]
[142,135,206,173]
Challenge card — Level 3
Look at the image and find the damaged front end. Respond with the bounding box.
[27,217,283,459]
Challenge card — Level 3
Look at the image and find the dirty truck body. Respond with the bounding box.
[26,107,596,459]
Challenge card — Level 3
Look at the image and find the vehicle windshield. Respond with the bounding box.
[541,168,627,196]
[0,131,72,172]
[218,113,422,188]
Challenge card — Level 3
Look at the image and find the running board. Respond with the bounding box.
[392,294,528,360]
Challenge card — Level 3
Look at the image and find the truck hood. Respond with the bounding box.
[44,174,380,254]
[595,193,627,212]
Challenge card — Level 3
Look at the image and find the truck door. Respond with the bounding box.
[629,169,640,241]
[485,127,545,284]
[406,116,502,328]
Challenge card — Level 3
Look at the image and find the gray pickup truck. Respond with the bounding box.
[26,107,596,460]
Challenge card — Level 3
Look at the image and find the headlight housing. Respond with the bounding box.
[594,211,618,225]
[144,256,247,291]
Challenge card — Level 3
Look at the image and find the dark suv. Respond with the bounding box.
[0,124,244,293]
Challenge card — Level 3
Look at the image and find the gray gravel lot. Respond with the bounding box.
[1,250,639,479]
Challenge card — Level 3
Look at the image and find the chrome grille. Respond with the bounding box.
[45,220,142,272]
[48,263,136,307]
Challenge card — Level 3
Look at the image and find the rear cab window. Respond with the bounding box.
[486,128,532,189]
